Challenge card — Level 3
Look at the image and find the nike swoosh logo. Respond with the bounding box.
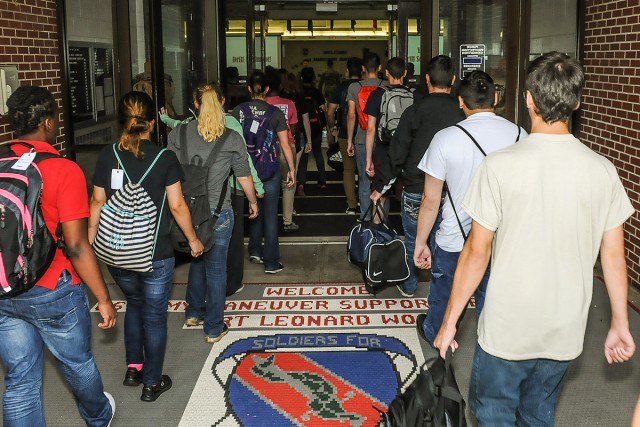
[373,271,383,277]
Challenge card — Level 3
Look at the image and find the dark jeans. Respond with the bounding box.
[226,192,245,296]
[420,243,489,345]
[297,128,326,186]
[108,257,175,387]
[0,273,111,426]
[399,191,421,295]
[469,343,570,426]
[249,168,282,270]
[186,208,234,338]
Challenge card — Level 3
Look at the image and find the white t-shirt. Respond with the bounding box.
[463,133,635,361]
[418,112,526,252]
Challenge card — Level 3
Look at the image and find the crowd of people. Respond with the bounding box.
[0,49,636,426]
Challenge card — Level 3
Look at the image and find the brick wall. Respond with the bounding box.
[0,0,65,151]
[580,1,640,287]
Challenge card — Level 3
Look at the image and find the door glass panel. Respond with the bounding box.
[438,1,507,85]
[529,0,577,60]
[129,0,205,119]
[161,0,205,117]
[129,0,150,83]
[407,18,421,77]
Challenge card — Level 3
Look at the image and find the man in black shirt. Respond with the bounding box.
[327,57,362,214]
[364,57,413,218]
[371,55,465,298]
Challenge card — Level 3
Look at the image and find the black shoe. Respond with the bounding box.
[141,375,172,402]
[123,367,143,387]
[415,314,429,343]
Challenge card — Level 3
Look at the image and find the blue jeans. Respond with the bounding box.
[108,257,175,387]
[297,129,326,185]
[0,273,112,426]
[421,243,489,345]
[469,343,569,426]
[354,143,371,221]
[400,191,421,295]
[187,208,234,338]
[249,169,282,270]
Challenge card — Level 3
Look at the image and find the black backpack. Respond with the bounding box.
[303,87,327,131]
[377,349,467,427]
[0,141,62,298]
[169,125,231,253]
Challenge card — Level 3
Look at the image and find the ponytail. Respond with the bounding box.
[195,83,226,142]
[248,70,268,99]
[117,91,155,159]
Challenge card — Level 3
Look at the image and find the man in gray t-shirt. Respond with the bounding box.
[346,52,387,220]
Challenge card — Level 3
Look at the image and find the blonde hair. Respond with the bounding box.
[117,91,155,159]
[195,83,226,142]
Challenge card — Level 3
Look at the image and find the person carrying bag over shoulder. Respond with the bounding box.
[168,83,259,342]
[89,91,204,402]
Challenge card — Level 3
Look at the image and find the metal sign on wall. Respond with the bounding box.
[460,44,485,78]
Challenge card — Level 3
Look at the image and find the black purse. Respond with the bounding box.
[377,348,467,427]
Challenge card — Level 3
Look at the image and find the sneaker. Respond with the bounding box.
[104,391,115,426]
[206,324,229,343]
[296,184,306,197]
[184,318,203,327]
[292,209,297,216]
[249,255,264,264]
[231,284,245,295]
[141,375,172,402]
[396,284,415,298]
[283,222,300,233]
[123,367,143,386]
[265,263,284,274]
[345,208,357,215]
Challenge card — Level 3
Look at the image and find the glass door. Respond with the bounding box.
[129,0,205,122]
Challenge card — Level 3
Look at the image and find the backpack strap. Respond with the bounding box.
[202,129,233,218]
[203,128,232,170]
[445,125,488,241]
[139,149,167,184]
[178,123,190,164]
[112,145,167,185]
[516,125,522,142]
[444,182,468,241]
[454,124,487,156]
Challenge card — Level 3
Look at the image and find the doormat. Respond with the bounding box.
[178,283,428,426]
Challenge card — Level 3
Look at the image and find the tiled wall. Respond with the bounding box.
[581,0,640,287]
[0,0,65,152]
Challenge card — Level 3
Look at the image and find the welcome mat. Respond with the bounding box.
[178,283,428,427]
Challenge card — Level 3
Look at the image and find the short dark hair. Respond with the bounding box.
[300,67,316,84]
[425,55,454,88]
[264,65,282,94]
[386,57,406,80]
[347,57,362,78]
[459,71,496,110]
[526,51,584,123]
[362,51,381,73]
[6,86,56,137]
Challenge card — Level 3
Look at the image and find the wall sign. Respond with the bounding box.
[68,46,93,120]
[460,44,486,78]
